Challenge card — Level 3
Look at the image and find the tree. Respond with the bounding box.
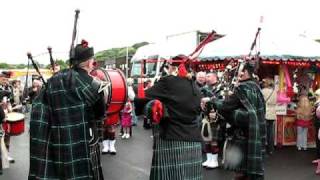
[15,64,27,69]
[0,63,11,69]
[1,41,150,69]
[56,59,68,69]
[45,59,68,70]
[94,41,149,62]
[132,42,149,49]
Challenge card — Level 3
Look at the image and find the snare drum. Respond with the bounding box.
[3,112,25,136]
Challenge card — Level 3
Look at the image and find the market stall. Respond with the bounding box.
[198,28,320,147]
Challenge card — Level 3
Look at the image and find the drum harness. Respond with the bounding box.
[89,69,111,145]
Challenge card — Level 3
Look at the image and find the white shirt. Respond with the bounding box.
[128,86,135,101]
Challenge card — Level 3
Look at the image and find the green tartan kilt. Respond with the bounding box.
[150,137,203,180]
[211,123,222,142]
[89,140,104,180]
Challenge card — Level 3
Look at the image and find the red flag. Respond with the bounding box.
[138,59,146,98]
[189,31,216,59]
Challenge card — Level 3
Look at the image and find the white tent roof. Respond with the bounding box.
[130,43,180,62]
[131,43,161,62]
[200,28,320,61]
[132,35,199,61]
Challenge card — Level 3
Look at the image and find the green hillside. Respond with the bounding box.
[95,42,149,61]
[0,42,149,69]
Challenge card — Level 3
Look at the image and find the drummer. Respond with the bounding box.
[0,96,15,163]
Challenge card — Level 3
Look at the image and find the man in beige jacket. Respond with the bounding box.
[262,78,277,154]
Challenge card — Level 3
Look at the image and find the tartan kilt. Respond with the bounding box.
[150,137,203,180]
[211,123,222,142]
[89,140,104,180]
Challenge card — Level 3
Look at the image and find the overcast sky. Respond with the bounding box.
[0,0,319,64]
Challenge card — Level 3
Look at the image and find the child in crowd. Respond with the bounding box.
[121,100,133,139]
[201,102,220,169]
[295,95,313,150]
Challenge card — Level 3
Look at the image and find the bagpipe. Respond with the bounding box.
[135,31,217,124]
[216,28,262,101]
[26,53,47,86]
[203,27,262,171]
[66,10,128,127]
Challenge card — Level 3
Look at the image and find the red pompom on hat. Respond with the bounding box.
[81,39,89,48]
[178,63,188,78]
[71,39,94,65]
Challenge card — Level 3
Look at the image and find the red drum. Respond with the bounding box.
[3,112,25,136]
[91,68,128,125]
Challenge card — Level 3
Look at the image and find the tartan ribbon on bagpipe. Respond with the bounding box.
[137,31,216,97]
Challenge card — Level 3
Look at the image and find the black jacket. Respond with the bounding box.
[145,75,202,142]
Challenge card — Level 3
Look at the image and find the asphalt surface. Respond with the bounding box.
[1,117,319,180]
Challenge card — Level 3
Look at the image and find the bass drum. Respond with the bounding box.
[91,68,128,125]
[104,69,128,125]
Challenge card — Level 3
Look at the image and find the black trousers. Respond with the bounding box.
[266,120,275,153]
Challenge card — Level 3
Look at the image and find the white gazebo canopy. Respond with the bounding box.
[200,28,320,61]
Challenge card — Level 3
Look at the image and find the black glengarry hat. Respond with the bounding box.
[71,39,94,65]
[243,61,255,75]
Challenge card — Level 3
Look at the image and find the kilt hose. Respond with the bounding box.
[89,140,104,180]
[150,136,203,180]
